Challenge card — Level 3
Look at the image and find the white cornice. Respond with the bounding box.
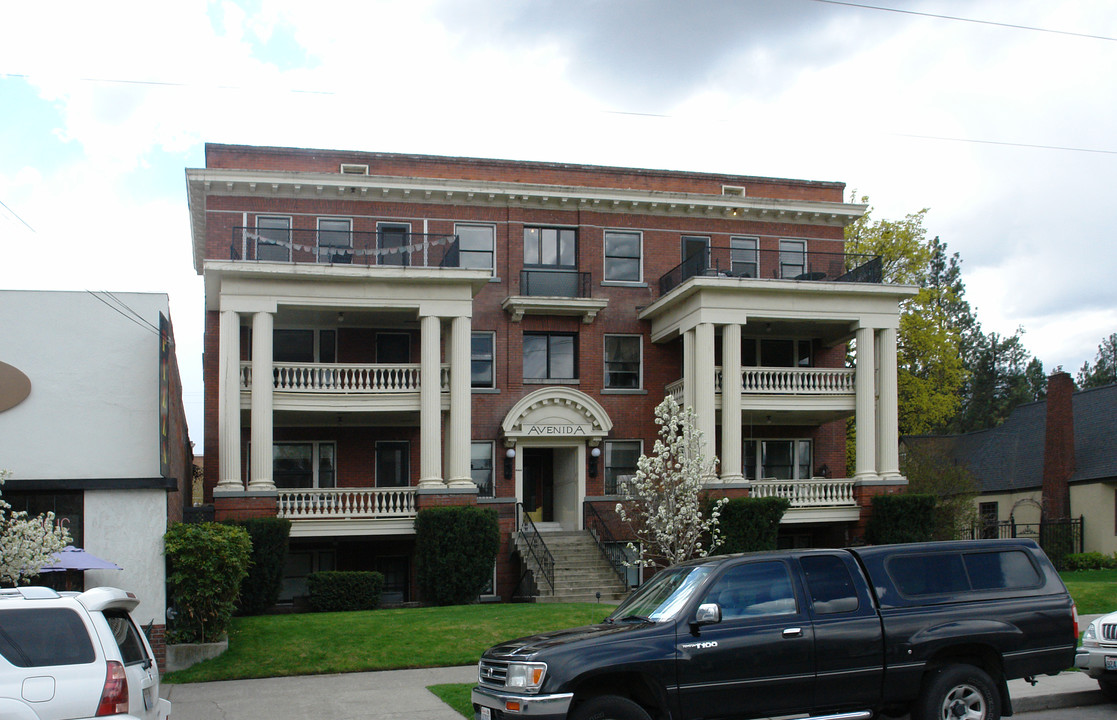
[186,168,868,273]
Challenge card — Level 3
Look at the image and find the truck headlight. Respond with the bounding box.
[505,662,548,693]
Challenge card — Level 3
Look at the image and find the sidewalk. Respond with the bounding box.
[163,665,1106,720]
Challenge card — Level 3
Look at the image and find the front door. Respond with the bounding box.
[522,448,553,523]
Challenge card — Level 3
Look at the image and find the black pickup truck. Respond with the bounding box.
[472,539,1078,720]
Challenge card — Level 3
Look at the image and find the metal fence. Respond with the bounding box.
[969,516,1084,569]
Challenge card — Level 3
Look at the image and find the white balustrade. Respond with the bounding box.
[750,478,857,508]
[241,362,452,393]
[666,367,856,401]
[666,379,684,405]
[276,487,417,519]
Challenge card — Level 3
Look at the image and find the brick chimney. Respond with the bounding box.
[1042,372,1075,520]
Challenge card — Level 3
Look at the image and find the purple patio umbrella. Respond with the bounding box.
[38,546,122,573]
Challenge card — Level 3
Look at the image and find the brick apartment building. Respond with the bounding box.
[186,144,915,604]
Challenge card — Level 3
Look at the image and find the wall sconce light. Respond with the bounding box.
[589,446,601,478]
[504,447,516,480]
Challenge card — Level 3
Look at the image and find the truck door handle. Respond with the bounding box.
[782,627,803,638]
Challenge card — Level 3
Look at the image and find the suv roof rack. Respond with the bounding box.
[0,586,61,600]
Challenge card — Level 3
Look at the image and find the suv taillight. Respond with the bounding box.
[96,660,128,716]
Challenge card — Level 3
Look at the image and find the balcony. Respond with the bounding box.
[277,487,418,538]
[240,362,452,412]
[503,268,608,323]
[750,478,860,523]
[230,227,464,268]
[659,249,882,295]
[667,366,856,423]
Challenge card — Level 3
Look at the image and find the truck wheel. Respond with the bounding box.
[1099,677,1117,702]
[913,664,1001,720]
[570,696,652,720]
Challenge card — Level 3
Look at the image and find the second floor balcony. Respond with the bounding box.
[667,366,855,402]
[230,227,468,269]
[240,361,452,412]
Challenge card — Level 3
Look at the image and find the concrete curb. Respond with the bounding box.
[1014,689,1107,713]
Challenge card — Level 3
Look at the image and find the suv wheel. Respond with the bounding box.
[570,695,652,720]
[913,664,1001,720]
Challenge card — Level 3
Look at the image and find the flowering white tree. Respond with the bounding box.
[615,396,728,568]
[0,470,71,586]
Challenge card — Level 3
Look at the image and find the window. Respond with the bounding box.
[524,227,576,267]
[378,223,410,266]
[471,442,494,498]
[103,609,150,666]
[472,332,495,388]
[274,329,336,363]
[273,442,336,489]
[742,338,812,368]
[702,561,798,619]
[604,230,641,282]
[681,236,709,278]
[376,441,410,487]
[523,333,576,380]
[256,216,291,262]
[317,218,352,263]
[0,608,96,667]
[456,224,495,273]
[800,555,859,614]
[744,439,812,481]
[979,502,999,539]
[730,237,758,278]
[779,239,806,278]
[376,333,410,363]
[604,335,641,389]
[964,550,1042,591]
[887,553,970,596]
[604,440,641,495]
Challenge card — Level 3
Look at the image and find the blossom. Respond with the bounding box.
[0,470,72,586]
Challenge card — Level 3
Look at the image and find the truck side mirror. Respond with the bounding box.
[695,603,721,626]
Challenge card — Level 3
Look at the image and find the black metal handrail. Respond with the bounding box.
[230,227,461,268]
[519,268,592,298]
[968,515,1084,570]
[515,502,555,594]
[583,501,628,585]
[659,249,883,294]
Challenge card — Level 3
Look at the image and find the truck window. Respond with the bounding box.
[702,561,798,619]
[800,555,859,614]
[964,550,1042,590]
[887,553,969,596]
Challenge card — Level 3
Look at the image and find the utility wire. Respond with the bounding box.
[101,291,162,334]
[887,132,1117,156]
[85,291,161,337]
[0,198,35,232]
[0,72,335,95]
[806,0,1117,42]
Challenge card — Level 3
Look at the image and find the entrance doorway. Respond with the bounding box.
[521,447,580,530]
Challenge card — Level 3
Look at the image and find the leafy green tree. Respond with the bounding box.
[900,444,980,540]
[1076,333,1117,389]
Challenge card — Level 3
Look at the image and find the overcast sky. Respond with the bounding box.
[2,0,1114,453]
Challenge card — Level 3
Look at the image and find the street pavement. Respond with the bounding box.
[162,664,1108,720]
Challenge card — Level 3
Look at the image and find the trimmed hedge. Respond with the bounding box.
[718,497,791,553]
[416,506,500,605]
[865,494,936,545]
[306,571,385,612]
[226,517,291,615]
[164,522,252,643]
[1062,552,1117,571]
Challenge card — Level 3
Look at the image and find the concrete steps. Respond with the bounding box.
[513,530,630,603]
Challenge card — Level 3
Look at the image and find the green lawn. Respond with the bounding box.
[1061,569,1117,615]
[427,683,474,719]
[163,602,610,684]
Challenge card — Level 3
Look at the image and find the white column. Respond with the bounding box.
[217,310,243,491]
[447,315,474,487]
[694,322,717,477]
[248,311,275,491]
[720,323,743,483]
[682,328,696,411]
[419,314,445,488]
[877,327,903,480]
[853,325,878,481]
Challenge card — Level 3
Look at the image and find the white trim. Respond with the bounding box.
[339,163,369,175]
[722,185,747,197]
[471,440,495,499]
[316,216,353,263]
[454,222,497,277]
[729,235,759,278]
[255,215,293,262]
[603,228,643,284]
[471,330,496,389]
[603,438,643,496]
[375,221,413,267]
[743,437,814,481]
[603,334,643,391]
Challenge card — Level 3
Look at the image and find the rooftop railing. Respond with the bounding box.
[659,249,882,294]
[230,227,462,268]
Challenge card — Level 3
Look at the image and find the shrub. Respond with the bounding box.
[717,497,790,553]
[416,506,500,605]
[164,522,252,643]
[226,517,291,615]
[306,571,385,612]
[1062,552,1117,571]
[865,494,936,545]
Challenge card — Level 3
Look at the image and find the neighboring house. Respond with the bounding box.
[903,373,1117,557]
[186,144,915,604]
[0,290,192,664]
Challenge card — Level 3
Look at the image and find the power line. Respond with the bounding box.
[85,291,161,337]
[806,0,1117,42]
[0,198,34,232]
[887,132,1117,156]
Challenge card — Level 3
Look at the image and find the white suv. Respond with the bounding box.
[0,586,171,720]
[1076,609,1117,702]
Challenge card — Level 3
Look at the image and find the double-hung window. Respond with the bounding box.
[317,218,352,263]
[471,332,495,388]
[455,224,496,274]
[523,332,576,380]
[604,335,641,389]
[256,216,291,262]
[604,440,641,495]
[730,236,758,278]
[273,442,336,489]
[744,439,812,481]
[471,442,495,498]
[604,230,641,282]
[375,441,410,487]
[779,239,806,279]
[378,223,410,267]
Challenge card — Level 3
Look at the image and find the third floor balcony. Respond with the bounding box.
[230,226,468,269]
[659,247,882,295]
